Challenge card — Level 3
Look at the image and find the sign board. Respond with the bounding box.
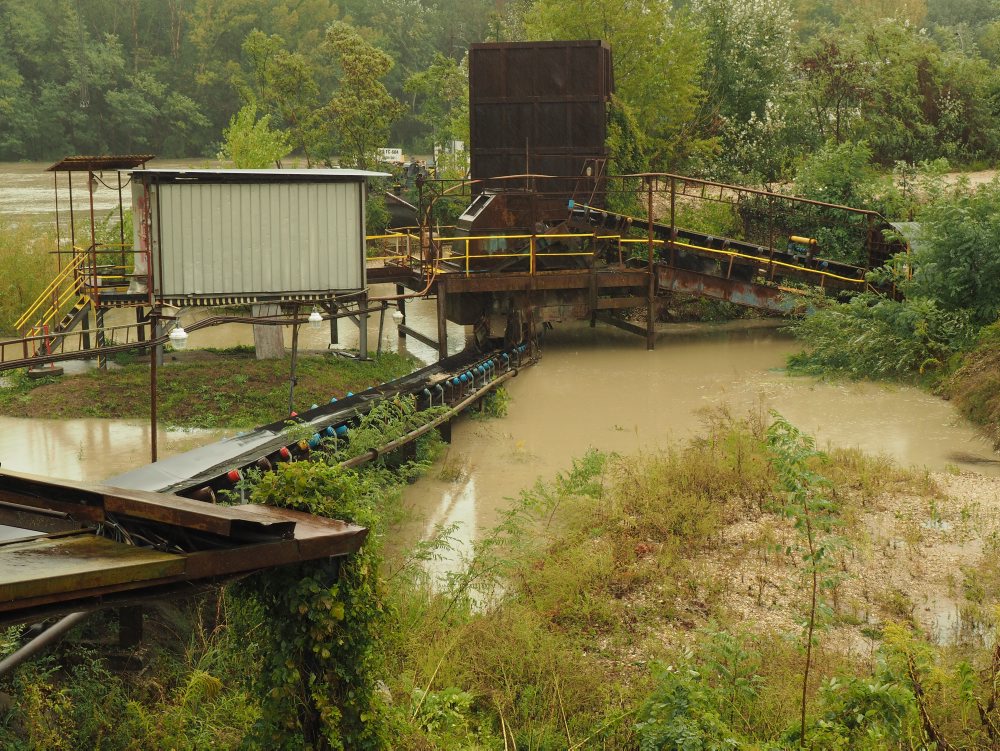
[377,148,404,163]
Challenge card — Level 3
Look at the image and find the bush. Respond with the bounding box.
[0,218,57,335]
[908,179,1000,326]
[788,293,976,383]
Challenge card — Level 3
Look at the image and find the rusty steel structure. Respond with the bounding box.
[0,469,366,625]
[468,40,613,225]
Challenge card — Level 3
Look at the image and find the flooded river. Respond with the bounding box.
[3,160,998,567]
[398,321,1000,572]
[0,321,994,491]
[0,159,220,220]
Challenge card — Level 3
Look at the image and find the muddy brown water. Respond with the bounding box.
[0,159,224,221]
[1,321,994,488]
[398,321,1000,578]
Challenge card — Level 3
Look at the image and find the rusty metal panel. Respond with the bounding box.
[469,40,613,204]
[0,534,185,604]
[656,266,806,314]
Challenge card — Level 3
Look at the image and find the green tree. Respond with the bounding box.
[218,103,292,168]
[404,52,468,154]
[694,0,794,125]
[605,95,648,215]
[105,71,208,154]
[237,30,323,165]
[796,28,867,145]
[525,0,710,168]
[322,21,404,168]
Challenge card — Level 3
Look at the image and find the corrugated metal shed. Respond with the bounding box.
[130,169,387,302]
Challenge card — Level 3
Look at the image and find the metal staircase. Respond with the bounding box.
[14,254,91,358]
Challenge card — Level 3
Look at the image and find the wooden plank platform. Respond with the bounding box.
[0,469,369,625]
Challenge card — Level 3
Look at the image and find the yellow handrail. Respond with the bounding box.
[15,253,87,331]
[365,225,866,288]
[34,278,86,331]
[618,237,866,286]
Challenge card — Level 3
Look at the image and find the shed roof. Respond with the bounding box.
[47,155,155,172]
[128,168,390,183]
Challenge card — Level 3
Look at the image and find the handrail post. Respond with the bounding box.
[646,177,655,351]
[865,213,874,270]
[669,176,676,267]
[88,170,99,308]
[465,239,470,277]
[530,235,536,275]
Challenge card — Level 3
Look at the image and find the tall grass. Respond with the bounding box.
[0,217,57,334]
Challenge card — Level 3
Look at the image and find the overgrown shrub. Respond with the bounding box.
[908,179,1000,326]
[788,293,975,382]
[0,218,56,335]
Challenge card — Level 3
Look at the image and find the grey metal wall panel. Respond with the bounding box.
[148,181,364,298]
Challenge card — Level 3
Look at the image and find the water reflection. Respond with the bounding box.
[0,415,224,482]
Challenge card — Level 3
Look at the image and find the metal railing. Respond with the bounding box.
[0,320,148,367]
[363,228,868,290]
[15,253,88,333]
[437,233,598,276]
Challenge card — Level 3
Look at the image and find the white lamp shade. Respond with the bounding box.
[168,325,189,350]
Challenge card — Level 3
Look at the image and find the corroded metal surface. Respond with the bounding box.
[469,40,612,213]
[0,468,367,625]
[0,533,184,604]
[46,155,154,172]
[655,265,805,315]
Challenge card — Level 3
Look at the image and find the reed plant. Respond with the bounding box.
[0,217,57,335]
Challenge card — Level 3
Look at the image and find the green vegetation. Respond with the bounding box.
[0,350,414,429]
[788,176,1000,446]
[473,385,510,419]
[3,0,999,181]
[788,294,975,384]
[7,410,999,748]
[217,103,292,168]
[0,219,56,334]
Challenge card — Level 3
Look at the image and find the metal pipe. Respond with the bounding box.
[288,308,301,417]
[0,500,70,519]
[0,612,89,678]
[0,306,386,373]
[88,170,98,306]
[68,172,76,251]
[53,172,62,276]
[150,310,158,462]
[646,178,655,351]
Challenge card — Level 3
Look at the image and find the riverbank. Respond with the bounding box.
[0,349,413,429]
[946,322,1000,450]
[387,412,1000,748]
[7,407,998,748]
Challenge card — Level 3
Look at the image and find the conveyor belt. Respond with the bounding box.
[571,206,869,292]
[109,343,529,498]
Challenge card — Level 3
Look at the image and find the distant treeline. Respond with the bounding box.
[2,0,1000,183]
